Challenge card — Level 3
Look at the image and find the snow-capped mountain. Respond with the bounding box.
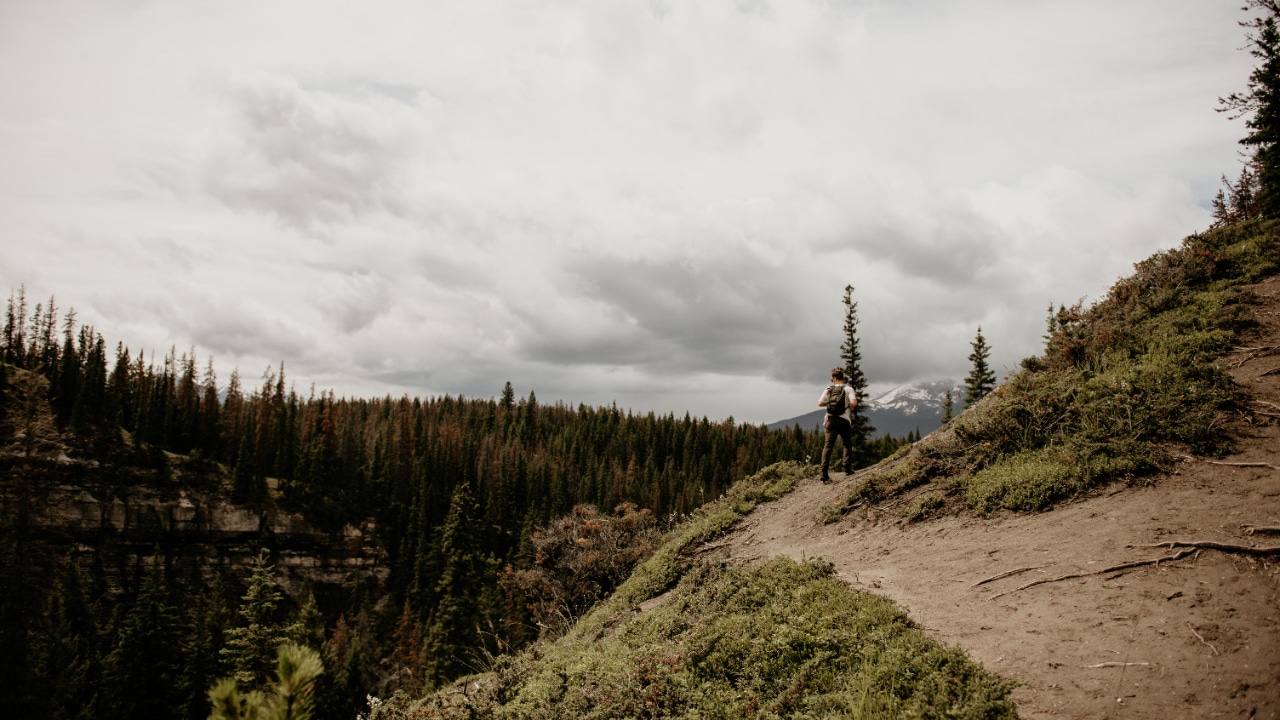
[767,379,965,439]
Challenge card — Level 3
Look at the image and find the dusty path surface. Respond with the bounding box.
[712,275,1280,719]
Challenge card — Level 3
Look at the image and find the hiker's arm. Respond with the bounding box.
[817,390,828,408]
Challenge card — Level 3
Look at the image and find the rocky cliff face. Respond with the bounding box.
[0,365,387,597]
[0,454,387,597]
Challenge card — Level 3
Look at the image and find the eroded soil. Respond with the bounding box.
[712,275,1280,719]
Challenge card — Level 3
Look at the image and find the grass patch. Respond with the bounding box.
[596,459,813,615]
[825,218,1280,519]
[901,491,945,523]
[375,558,1016,719]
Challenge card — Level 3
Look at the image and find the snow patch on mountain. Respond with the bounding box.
[868,379,966,415]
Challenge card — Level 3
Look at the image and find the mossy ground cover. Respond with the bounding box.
[833,219,1280,521]
[371,461,1017,719]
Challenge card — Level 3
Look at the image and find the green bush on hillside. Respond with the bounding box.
[375,558,1015,719]
[828,219,1280,519]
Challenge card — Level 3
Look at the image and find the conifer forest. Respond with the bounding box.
[0,291,907,719]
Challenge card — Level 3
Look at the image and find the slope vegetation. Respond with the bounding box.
[374,462,1018,718]
[719,224,1280,718]
[382,220,1280,718]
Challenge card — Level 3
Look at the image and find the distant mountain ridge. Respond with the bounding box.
[768,379,966,438]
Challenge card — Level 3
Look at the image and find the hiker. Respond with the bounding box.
[818,367,857,483]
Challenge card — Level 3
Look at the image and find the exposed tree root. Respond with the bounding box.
[1138,540,1280,556]
[988,550,1195,599]
[971,565,1049,587]
[1232,346,1280,367]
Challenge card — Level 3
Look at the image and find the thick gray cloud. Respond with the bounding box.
[0,0,1257,423]
[204,74,415,233]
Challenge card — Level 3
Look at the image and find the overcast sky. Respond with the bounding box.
[0,0,1258,424]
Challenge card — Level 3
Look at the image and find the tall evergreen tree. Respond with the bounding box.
[422,483,490,690]
[941,390,954,424]
[963,326,997,406]
[98,555,185,720]
[179,576,234,720]
[222,552,293,690]
[28,558,103,719]
[1220,0,1280,218]
[839,285,874,457]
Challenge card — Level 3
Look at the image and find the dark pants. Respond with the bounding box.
[822,415,853,479]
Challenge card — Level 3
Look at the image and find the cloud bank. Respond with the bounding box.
[0,0,1255,422]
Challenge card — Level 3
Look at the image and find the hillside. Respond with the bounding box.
[720,222,1280,716]
[718,271,1280,717]
[383,220,1280,718]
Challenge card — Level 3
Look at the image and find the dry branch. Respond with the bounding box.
[1188,623,1219,655]
[1083,662,1149,668]
[1254,399,1280,412]
[1207,460,1279,471]
[1141,540,1280,556]
[971,565,1048,587]
[988,550,1194,599]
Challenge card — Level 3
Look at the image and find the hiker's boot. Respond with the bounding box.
[820,473,830,484]
[843,464,853,476]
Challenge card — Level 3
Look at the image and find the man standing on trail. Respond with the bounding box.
[818,367,857,483]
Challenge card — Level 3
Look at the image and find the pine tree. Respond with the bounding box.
[208,643,323,720]
[963,326,997,406]
[98,555,185,720]
[1220,1,1280,218]
[232,417,266,505]
[384,602,424,694]
[28,558,103,718]
[318,612,374,720]
[839,285,875,458]
[422,483,490,690]
[179,576,233,720]
[221,552,292,689]
[941,391,954,424]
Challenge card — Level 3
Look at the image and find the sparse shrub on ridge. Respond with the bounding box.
[827,219,1280,520]
[499,503,660,641]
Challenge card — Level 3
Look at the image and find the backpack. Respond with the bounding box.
[825,384,847,415]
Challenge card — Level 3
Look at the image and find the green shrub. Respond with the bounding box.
[379,558,1016,719]
[825,219,1279,519]
[901,491,945,522]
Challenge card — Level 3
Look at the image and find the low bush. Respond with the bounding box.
[499,503,660,640]
[827,218,1279,519]
[373,557,1016,719]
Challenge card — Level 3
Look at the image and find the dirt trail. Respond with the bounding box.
[713,275,1280,719]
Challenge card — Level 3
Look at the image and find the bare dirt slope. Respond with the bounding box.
[713,275,1280,719]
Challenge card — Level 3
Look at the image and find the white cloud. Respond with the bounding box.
[0,0,1258,422]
